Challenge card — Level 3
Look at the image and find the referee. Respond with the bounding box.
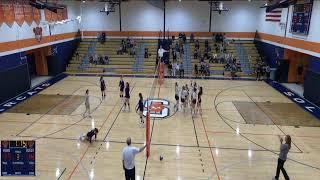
[122,137,146,180]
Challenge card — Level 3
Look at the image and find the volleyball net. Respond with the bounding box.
[145,61,165,158]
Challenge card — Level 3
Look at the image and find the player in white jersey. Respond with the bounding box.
[180,86,188,112]
[191,88,197,117]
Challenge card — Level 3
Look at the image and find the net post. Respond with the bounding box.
[146,111,150,158]
[158,62,164,85]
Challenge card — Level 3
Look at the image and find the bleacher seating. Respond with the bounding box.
[66,38,158,75]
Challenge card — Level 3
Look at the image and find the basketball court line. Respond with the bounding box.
[57,167,66,180]
[191,112,200,147]
[0,120,100,127]
[200,112,221,180]
[67,81,136,179]
[15,86,83,136]
[214,84,320,171]
[242,90,304,153]
[206,131,320,139]
[15,134,304,154]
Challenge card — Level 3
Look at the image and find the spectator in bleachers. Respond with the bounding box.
[175,62,179,77]
[76,52,80,61]
[145,48,149,58]
[215,45,219,53]
[173,50,177,61]
[104,55,109,65]
[265,64,271,79]
[194,64,198,76]
[194,48,198,59]
[89,56,93,64]
[121,39,127,53]
[190,33,195,43]
[168,61,173,77]
[256,62,263,80]
[130,45,136,56]
[93,54,99,65]
[182,33,187,43]
[195,40,200,50]
[179,62,184,78]
[175,42,179,52]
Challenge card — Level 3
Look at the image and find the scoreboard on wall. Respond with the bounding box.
[1,141,35,176]
[290,0,313,35]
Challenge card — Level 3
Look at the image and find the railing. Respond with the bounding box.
[79,40,97,71]
[235,43,252,75]
[182,43,192,75]
[133,43,145,73]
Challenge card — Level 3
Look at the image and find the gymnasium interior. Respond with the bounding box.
[0,0,320,179]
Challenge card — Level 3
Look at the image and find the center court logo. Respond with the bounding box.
[141,99,176,119]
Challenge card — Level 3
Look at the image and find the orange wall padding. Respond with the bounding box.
[284,49,310,83]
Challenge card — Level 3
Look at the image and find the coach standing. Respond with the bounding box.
[122,137,146,180]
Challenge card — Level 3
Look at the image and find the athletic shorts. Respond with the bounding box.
[181,98,185,103]
[175,95,179,100]
[192,99,196,104]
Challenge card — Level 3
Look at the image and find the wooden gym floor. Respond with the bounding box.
[1,76,320,180]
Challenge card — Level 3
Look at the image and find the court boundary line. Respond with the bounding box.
[199,112,221,180]
[213,84,320,171]
[65,80,135,180]
[0,73,67,114]
[15,86,83,136]
[57,168,66,180]
[242,90,303,153]
[15,134,305,154]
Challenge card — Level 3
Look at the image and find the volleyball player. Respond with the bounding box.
[197,86,203,115]
[136,93,144,127]
[124,82,130,111]
[191,88,197,117]
[100,76,106,100]
[80,128,99,143]
[185,84,190,106]
[119,76,125,101]
[180,86,188,112]
[83,89,91,118]
[174,82,179,110]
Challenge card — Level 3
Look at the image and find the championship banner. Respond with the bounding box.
[2,0,15,27]
[62,8,68,20]
[51,10,58,22]
[13,0,25,26]
[57,9,63,21]
[32,7,40,25]
[23,0,33,26]
[0,3,4,26]
[45,9,52,22]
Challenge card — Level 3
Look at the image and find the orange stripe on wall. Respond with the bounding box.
[1,30,319,56]
[256,32,320,54]
[0,32,80,53]
[82,31,256,39]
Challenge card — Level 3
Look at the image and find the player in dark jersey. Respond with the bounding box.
[80,128,98,143]
[119,76,125,99]
[124,82,130,111]
[136,93,144,127]
[174,82,179,110]
[100,76,106,100]
[197,86,203,115]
